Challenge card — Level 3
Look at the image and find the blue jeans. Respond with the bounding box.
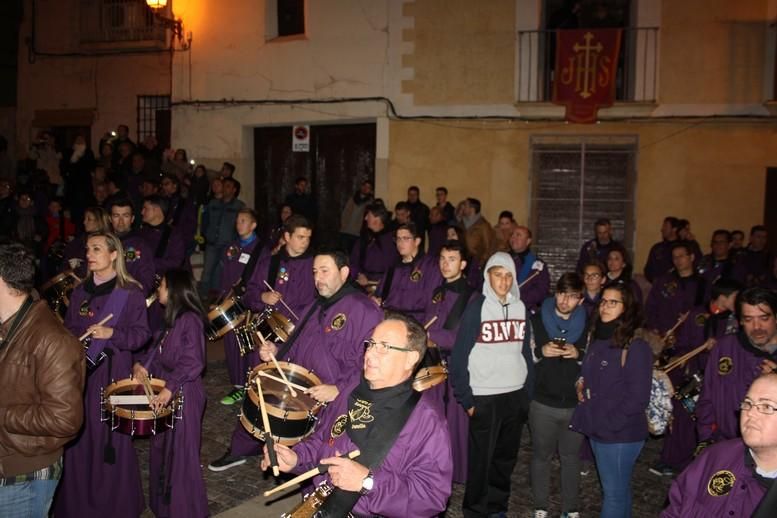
[0,479,59,518]
[589,439,645,518]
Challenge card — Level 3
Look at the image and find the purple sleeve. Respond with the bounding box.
[163,313,205,391]
[108,289,151,352]
[155,232,186,274]
[520,267,551,311]
[695,350,719,442]
[243,255,271,311]
[661,459,698,517]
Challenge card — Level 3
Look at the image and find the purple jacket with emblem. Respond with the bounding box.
[350,230,399,283]
[217,236,263,296]
[243,250,315,321]
[119,232,156,296]
[645,271,709,333]
[377,253,443,323]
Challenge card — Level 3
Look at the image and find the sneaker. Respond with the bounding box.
[533,510,549,518]
[648,462,675,477]
[562,512,581,518]
[208,451,247,472]
[580,467,591,476]
[220,387,245,406]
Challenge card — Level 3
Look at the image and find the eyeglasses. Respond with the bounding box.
[394,236,415,243]
[600,298,623,308]
[363,338,414,355]
[740,399,777,415]
[584,273,603,279]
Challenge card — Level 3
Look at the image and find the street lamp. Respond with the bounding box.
[145,0,184,42]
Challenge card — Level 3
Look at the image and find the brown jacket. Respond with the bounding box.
[0,300,85,477]
[466,216,497,267]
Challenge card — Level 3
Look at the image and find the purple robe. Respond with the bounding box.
[137,223,186,276]
[217,236,263,386]
[147,313,208,518]
[292,386,453,517]
[645,272,709,333]
[53,282,151,518]
[349,230,399,283]
[426,223,448,257]
[661,440,766,518]
[697,253,735,286]
[243,251,316,321]
[230,286,383,457]
[644,239,676,283]
[576,238,620,273]
[695,332,773,442]
[512,253,550,313]
[733,247,773,288]
[120,232,157,296]
[166,194,197,245]
[423,276,476,484]
[377,254,443,322]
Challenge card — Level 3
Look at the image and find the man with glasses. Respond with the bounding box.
[662,372,777,516]
[528,273,588,518]
[695,288,777,455]
[209,249,382,471]
[451,251,533,518]
[372,223,441,322]
[581,261,606,318]
[263,312,453,517]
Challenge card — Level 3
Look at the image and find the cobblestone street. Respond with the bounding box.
[132,349,673,517]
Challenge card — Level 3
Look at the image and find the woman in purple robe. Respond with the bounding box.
[52,232,151,518]
[61,206,112,278]
[133,268,208,517]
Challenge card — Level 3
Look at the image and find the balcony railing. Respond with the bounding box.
[79,0,167,45]
[517,27,659,103]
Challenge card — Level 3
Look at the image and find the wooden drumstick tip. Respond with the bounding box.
[423,316,438,330]
[262,450,361,498]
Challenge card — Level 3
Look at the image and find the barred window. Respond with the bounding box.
[137,95,171,148]
[80,0,167,44]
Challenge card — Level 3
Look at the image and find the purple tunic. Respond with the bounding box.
[576,238,620,273]
[661,440,766,518]
[230,286,383,457]
[645,272,709,333]
[697,253,735,285]
[292,387,453,517]
[426,223,448,257]
[137,223,186,276]
[166,194,197,245]
[733,248,773,288]
[53,282,151,518]
[695,333,771,442]
[147,313,208,518]
[120,232,157,296]
[243,251,316,321]
[377,254,443,322]
[349,230,399,283]
[512,253,550,313]
[644,239,676,283]
[217,237,263,295]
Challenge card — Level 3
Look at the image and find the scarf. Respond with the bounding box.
[540,297,587,344]
[432,276,474,330]
[514,248,538,283]
[594,318,620,341]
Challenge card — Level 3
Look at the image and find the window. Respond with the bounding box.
[266,0,305,40]
[80,0,167,44]
[137,95,171,148]
[530,135,637,279]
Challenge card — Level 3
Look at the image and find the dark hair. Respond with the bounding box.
[446,224,466,244]
[670,240,695,257]
[109,197,135,213]
[162,268,206,328]
[664,216,681,230]
[143,194,169,216]
[736,287,777,321]
[284,214,312,235]
[295,177,308,184]
[594,218,611,228]
[582,260,605,275]
[222,162,236,174]
[161,173,180,187]
[394,201,410,213]
[383,310,427,369]
[607,243,633,280]
[395,222,420,239]
[238,208,258,223]
[556,272,583,294]
[711,278,743,300]
[678,219,690,231]
[365,202,390,226]
[223,177,241,196]
[407,185,419,194]
[316,247,349,270]
[751,225,768,236]
[466,198,481,214]
[436,186,448,195]
[194,164,208,176]
[118,124,129,133]
[498,210,514,221]
[440,239,468,261]
[711,229,732,242]
[0,243,35,294]
[595,282,643,348]
[732,230,745,240]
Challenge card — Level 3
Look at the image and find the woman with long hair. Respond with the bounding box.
[605,244,643,305]
[61,206,112,278]
[53,232,151,518]
[570,283,652,518]
[133,268,208,517]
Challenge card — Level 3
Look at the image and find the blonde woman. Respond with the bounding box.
[62,206,112,277]
[53,232,151,518]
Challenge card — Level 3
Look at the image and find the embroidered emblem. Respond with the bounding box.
[718,356,733,375]
[331,414,348,439]
[432,291,443,304]
[79,300,90,317]
[331,313,346,330]
[707,470,736,496]
[278,267,289,285]
[600,360,609,367]
[695,313,709,327]
[348,398,374,430]
[410,270,422,282]
[662,280,678,298]
[125,246,140,262]
[225,245,239,260]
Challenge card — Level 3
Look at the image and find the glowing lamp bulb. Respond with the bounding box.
[146,0,168,9]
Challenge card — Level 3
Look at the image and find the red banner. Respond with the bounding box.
[552,29,622,124]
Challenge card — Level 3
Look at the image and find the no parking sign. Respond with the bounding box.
[292,125,310,152]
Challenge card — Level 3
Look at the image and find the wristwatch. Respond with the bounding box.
[359,470,374,495]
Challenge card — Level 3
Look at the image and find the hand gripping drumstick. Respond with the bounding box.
[255,331,298,397]
[263,280,300,321]
[663,311,690,341]
[255,376,280,477]
[263,450,361,497]
[423,316,438,331]
[78,313,114,342]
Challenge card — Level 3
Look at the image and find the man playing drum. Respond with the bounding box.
[208,249,382,472]
[262,312,453,517]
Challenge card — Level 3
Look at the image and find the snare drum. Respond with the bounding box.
[412,342,448,392]
[240,362,324,446]
[206,296,248,341]
[101,377,183,436]
[233,308,296,356]
[40,269,82,320]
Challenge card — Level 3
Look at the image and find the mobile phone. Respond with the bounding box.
[553,337,567,348]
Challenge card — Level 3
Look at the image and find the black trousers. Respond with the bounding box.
[463,388,529,518]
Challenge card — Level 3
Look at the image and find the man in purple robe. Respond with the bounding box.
[350,202,398,292]
[374,223,442,322]
[423,240,476,484]
[695,288,777,453]
[215,209,265,405]
[662,372,777,517]
[263,313,453,517]
[509,225,550,313]
[110,198,156,295]
[575,218,620,273]
[698,229,736,286]
[137,195,186,276]
[734,225,773,288]
[208,249,382,471]
[645,241,709,334]
[644,216,681,283]
[160,173,197,250]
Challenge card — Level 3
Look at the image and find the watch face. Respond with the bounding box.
[362,475,374,491]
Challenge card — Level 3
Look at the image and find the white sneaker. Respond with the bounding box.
[533,510,548,518]
[562,512,580,518]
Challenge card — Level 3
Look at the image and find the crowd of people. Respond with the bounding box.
[0,125,776,517]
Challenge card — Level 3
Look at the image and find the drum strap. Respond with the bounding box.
[266,251,284,291]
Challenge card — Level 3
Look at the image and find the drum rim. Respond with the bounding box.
[206,296,243,320]
[103,377,176,420]
[245,361,323,420]
[40,270,79,291]
[411,366,448,391]
[239,413,314,446]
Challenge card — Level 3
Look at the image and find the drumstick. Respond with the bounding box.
[518,270,541,288]
[263,280,300,321]
[255,331,298,397]
[662,339,715,374]
[255,376,280,477]
[423,316,438,330]
[263,450,361,497]
[663,311,690,340]
[78,313,114,342]
[141,375,156,409]
[257,371,309,393]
